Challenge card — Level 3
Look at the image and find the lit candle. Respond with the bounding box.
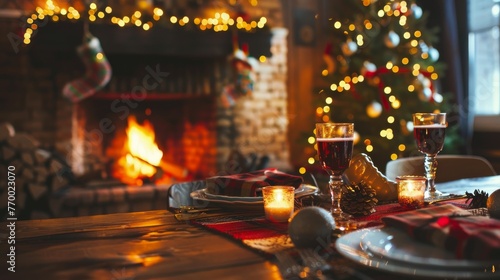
[396,175,426,209]
[262,186,295,222]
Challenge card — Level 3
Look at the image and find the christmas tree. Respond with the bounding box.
[312,0,462,172]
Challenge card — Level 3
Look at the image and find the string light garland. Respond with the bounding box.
[23,0,268,45]
[298,0,457,176]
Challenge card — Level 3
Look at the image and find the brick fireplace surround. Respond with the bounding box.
[0,11,292,219]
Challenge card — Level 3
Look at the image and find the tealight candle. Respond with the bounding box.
[262,186,295,222]
[396,175,426,209]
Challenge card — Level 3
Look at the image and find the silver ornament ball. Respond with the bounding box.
[487,189,500,219]
[288,206,335,249]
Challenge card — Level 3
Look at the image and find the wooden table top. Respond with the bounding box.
[2,175,499,279]
[1,210,279,280]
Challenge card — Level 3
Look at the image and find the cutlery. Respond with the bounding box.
[275,250,304,279]
[297,248,374,280]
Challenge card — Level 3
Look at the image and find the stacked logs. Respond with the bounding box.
[0,122,74,219]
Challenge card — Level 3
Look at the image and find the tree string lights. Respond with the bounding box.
[297,0,462,175]
[22,0,268,45]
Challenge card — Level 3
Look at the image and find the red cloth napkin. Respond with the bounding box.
[205,168,303,197]
[381,204,500,260]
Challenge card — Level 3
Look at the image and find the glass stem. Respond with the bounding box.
[329,175,343,216]
[424,154,438,194]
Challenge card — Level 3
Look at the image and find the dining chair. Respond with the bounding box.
[385,155,497,183]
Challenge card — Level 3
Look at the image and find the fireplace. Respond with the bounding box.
[53,27,292,187]
[1,25,292,219]
[72,54,222,185]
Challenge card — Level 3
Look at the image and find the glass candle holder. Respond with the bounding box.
[262,186,295,222]
[396,175,426,209]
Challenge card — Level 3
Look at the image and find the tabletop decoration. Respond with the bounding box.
[340,181,378,216]
[381,204,500,260]
[262,186,295,223]
[487,188,500,219]
[396,175,426,209]
[343,153,398,202]
[288,207,335,250]
[465,189,489,209]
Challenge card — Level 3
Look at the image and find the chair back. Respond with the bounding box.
[385,155,497,183]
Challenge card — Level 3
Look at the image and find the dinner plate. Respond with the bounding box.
[190,184,317,210]
[335,227,500,279]
[202,184,317,202]
[362,227,498,269]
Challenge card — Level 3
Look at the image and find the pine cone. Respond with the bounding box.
[341,181,378,216]
[465,189,489,209]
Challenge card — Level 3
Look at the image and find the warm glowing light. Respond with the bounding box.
[299,167,307,174]
[325,97,333,104]
[387,116,395,123]
[398,144,406,151]
[114,116,163,185]
[334,21,341,29]
[366,145,374,152]
[390,153,398,160]
[308,137,316,144]
[308,157,315,164]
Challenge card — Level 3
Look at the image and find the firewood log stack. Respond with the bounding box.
[0,122,74,220]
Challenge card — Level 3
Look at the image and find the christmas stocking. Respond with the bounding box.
[220,48,256,108]
[62,34,112,102]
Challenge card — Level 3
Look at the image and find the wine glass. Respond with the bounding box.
[315,123,354,222]
[412,113,447,199]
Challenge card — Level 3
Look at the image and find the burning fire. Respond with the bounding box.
[114,116,164,185]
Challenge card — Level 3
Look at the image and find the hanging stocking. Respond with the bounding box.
[220,43,256,108]
[62,33,112,102]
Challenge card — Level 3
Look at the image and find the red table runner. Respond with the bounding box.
[189,198,472,256]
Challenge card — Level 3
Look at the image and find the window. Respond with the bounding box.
[468,0,500,115]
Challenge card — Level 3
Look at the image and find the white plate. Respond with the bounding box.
[362,227,497,269]
[335,227,500,279]
[190,184,317,209]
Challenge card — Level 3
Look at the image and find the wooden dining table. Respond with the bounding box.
[1,175,499,280]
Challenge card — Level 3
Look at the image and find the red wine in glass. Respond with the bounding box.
[317,138,354,176]
[413,124,446,155]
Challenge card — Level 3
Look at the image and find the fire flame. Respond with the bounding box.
[115,116,163,185]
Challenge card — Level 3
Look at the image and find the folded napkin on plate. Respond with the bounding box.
[381,204,500,260]
[205,168,303,197]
